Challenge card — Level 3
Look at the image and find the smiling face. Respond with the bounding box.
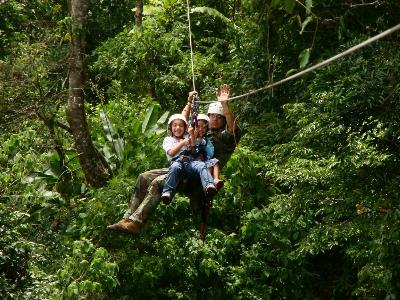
[170,119,186,138]
[208,113,226,130]
[197,120,208,138]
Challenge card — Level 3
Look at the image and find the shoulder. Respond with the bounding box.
[163,136,176,148]
[211,126,241,146]
[163,136,175,143]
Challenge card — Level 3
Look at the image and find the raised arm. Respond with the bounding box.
[217,84,238,133]
[182,91,197,120]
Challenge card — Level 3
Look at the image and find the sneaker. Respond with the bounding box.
[214,179,224,191]
[161,192,172,204]
[205,184,218,197]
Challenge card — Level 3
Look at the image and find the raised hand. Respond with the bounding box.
[217,84,230,102]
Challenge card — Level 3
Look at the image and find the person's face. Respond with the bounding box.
[197,120,208,137]
[171,119,186,138]
[208,113,226,130]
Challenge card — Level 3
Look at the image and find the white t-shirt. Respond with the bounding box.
[162,133,190,162]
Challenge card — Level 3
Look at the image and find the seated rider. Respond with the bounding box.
[106,84,241,234]
[191,113,224,191]
[160,114,217,204]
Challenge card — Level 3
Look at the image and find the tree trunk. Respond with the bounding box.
[67,0,111,187]
[135,0,143,30]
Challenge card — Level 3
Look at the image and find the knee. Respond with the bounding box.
[192,161,206,169]
[137,172,145,181]
[169,162,182,172]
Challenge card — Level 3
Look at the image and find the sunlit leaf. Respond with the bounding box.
[298,48,310,68]
[300,16,313,35]
[305,0,313,14]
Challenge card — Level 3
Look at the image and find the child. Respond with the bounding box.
[191,114,224,191]
[161,114,217,204]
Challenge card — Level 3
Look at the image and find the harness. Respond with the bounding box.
[169,149,192,165]
[193,136,208,157]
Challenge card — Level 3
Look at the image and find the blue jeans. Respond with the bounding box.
[163,160,214,197]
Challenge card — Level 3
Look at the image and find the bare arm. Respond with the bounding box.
[218,84,238,133]
[182,91,197,120]
[188,126,196,147]
[167,138,190,157]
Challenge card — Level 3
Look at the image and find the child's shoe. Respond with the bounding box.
[214,179,224,191]
[205,184,218,197]
[161,192,172,204]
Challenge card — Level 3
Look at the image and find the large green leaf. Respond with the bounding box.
[298,48,310,68]
[142,104,159,133]
[99,109,125,161]
[284,0,296,13]
[300,16,313,35]
[305,0,313,14]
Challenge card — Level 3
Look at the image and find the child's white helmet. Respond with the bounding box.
[167,114,187,137]
[197,114,210,123]
[207,102,225,116]
[168,114,187,125]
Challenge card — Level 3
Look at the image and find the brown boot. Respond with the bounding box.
[107,219,130,232]
[107,219,142,234]
[122,219,142,234]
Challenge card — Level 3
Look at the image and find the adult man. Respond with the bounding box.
[107,84,241,233]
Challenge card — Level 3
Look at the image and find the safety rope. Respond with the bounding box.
[186,0,196,91]
[198,23,400,104]
[184,1,212,240]
[190,94,200,128]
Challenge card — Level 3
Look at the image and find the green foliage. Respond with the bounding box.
[0,206,31,296]
[191,6,231,24]
[0,201,59,299]
[53,238,118,299]
[253,41,400,298]
[2,0,400,299]
[86,0,136,51]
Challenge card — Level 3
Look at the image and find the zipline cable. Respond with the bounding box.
[198,22,400,104]
[186,0,196,91]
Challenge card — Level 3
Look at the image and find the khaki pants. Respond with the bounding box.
[123,168,205,224]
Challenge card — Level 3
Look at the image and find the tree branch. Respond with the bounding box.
[54,120,73,134]
[348,1,380,8]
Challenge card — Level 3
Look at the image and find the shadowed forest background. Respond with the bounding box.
[1,0,400,299]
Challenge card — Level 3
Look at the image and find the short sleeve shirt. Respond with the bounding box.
[209,127,241,168]
[162,133,190,162]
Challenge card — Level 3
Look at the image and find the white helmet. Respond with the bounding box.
[168,114,187,125]
[207,102,225,116]
[197,113,210,123]
[167,113,187,137]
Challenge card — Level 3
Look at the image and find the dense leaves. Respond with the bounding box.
[1,0,400,299]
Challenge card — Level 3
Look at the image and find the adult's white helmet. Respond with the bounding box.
[207,102,225,116]
[168,114,187,125]
[197,113,210,123]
